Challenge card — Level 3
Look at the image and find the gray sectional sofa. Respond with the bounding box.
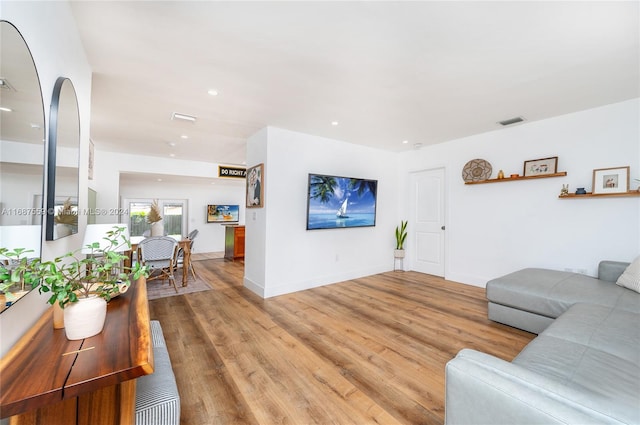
[445,260,640,425]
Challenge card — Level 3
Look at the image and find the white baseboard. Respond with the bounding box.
[243,277,265,298]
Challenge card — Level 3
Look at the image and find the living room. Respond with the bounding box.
[0,1,638,423]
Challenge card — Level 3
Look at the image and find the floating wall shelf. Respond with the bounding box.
[558,191,640,199]
[465,172,567,185]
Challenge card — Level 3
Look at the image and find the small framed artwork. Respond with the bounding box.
[246,163,264,208]
[523,156,558,177]
[592,166,629,194]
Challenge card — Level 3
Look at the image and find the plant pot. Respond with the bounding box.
[53,301,64,329]
[63,295,107,340]
[150,221,163,236]
[394,249,406,259]
[55,223,73,238]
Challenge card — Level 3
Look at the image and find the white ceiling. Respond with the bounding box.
[70,1,639,166]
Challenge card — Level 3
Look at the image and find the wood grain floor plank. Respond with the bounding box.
[149,260,534,424]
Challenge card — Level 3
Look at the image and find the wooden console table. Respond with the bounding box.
[0,277,153,425]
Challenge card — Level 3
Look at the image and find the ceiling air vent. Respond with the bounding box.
[498,116,525,126]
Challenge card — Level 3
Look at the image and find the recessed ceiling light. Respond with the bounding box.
[157,178,163,182]
[180,135,188,139]
[171,112,197,123]
[169,153,176,157]
[168,142,176,147]
[402,140,409,144]
[331,121,339,126]
[208,89,219,96]
[0,107,12,112]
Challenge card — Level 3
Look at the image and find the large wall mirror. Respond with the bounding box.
[46,77,80,241]
[0,21,46,311]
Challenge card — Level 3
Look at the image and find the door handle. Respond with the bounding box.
[441,225,446,230]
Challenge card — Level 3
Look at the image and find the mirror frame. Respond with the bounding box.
[0,20,46,311]
[45,77,80,241]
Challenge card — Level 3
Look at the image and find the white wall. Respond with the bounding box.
[244,127,400,298]
[119,176,245,253]
[0,1,92,356]
[91,149,245,253]
[243,128,268,290]
[400,99,640,287]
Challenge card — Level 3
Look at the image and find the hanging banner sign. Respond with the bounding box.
[218,166,246,178]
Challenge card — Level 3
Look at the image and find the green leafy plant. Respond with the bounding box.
[38,226,148,308]
[395,220,408,250]
[0,248,42,302]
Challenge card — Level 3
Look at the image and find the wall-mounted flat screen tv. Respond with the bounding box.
[207,205,240,223]
[306,173,377,230]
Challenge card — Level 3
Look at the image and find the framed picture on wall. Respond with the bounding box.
[523,156,558,177]
[246,163,264,208]
[592,166,629,194]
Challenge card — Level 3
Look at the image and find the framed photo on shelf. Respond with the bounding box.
[246,163,264,208]
[592,166,629,194]
[523,156,558,177]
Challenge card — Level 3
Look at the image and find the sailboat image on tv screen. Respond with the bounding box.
[336,198,349,219]
[306,173,377,230]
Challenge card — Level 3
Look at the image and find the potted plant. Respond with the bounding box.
[38,225,148,340]
[0,248,42,307]
[147,199,163,236]
[54,197,78,237]
[394,220,408,259]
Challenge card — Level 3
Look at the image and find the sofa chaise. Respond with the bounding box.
[445,259,640,424]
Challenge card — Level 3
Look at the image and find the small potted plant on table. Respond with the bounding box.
[147,199,163,236]
[39,225,148,340]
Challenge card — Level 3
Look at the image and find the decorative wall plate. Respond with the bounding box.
[462,159,492,182]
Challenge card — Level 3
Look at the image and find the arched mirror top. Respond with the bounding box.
[46,77,80,241]
[0,20,46,311]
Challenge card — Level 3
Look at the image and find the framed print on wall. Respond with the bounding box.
[592,166,629,194]
[523,156,558,177]
[246,163,264,208]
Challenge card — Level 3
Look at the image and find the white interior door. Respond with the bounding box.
[410,168,445,276]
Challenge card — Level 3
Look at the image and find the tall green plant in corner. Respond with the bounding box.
[395,220,408,252]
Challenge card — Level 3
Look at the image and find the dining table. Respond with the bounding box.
[127,236,192,287]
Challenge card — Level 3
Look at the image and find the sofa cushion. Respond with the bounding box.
[136,321,180,425]
[616,256,640,293]
[513,303,640,424]
[487,268,640,319]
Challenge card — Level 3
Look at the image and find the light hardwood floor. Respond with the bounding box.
[148,259,534,425]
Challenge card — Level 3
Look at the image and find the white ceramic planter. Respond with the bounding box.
[394,249,406,259]
[55,223,72,238]
[150,221,163,236]
[63,295,107,340]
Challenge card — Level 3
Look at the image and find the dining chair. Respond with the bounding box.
[138,236,179,293]
[177,229,198,281]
